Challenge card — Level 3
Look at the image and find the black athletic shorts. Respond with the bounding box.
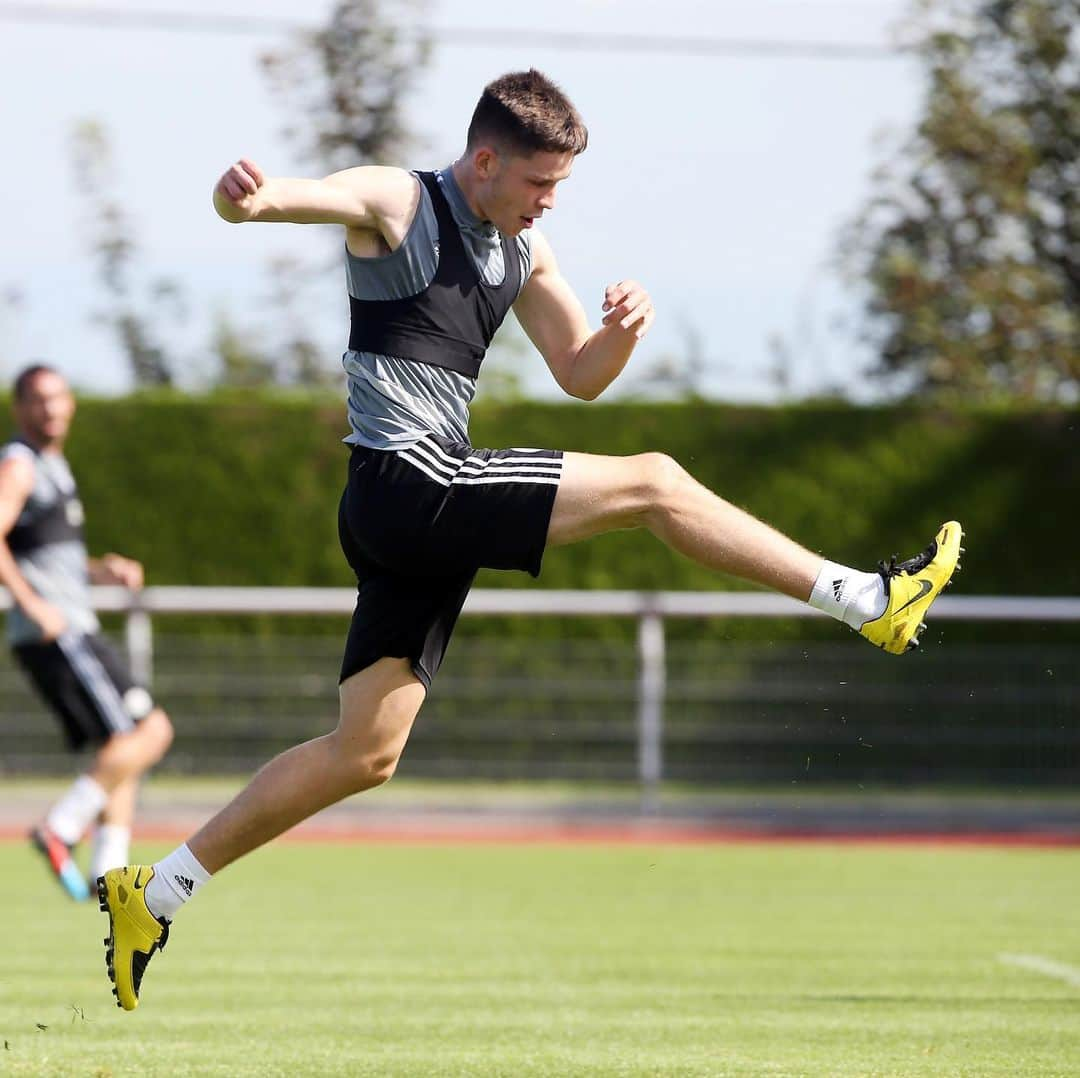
[338,432,563,688]
[13,631,155,751]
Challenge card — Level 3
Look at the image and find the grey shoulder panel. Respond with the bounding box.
[514,231,534,297]
[0,441,35,465]
[344,175,439,302]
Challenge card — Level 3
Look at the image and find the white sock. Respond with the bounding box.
[45,775,108,846]
[809,560,887,630]
[145,844,212,921]
[89,824,131,881]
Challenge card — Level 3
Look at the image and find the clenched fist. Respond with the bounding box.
[213,158,265,223]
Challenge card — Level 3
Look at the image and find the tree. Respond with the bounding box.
[841,0,1078,402]
[70,121,181,388]
[210,313,276,389]
[246,0,433,388]
[0,284,25,382]
[261,0,432,173]
[623,321,709,401]
[259,255,343,389]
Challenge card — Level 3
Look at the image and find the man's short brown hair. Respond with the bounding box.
[467,69,588,158]
[13,363,62,401]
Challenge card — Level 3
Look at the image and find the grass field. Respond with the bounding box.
[1,839,1078,1077]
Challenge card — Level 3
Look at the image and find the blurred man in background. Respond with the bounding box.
[0,364,173,900]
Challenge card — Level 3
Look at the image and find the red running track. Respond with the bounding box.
[2,824,1078,847]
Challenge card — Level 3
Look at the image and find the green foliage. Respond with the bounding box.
[59,392,351,587]
[842,0,1078,402]
[5,395,1075,597]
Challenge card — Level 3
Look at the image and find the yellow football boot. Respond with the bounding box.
[97,866,170,1011]
[860,521,964,655]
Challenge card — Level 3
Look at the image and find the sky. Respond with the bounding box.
[0,0,922,401]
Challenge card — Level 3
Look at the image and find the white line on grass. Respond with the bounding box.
[998,953,1080,988]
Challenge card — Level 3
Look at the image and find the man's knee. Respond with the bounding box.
[141,709,174,758]
[636,452,687,509]
[98,707,173,775]
[333,665,422,793]
[355,748,401,790]
[332,736,403,792]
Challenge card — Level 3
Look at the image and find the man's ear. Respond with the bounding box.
[471,145,500,180]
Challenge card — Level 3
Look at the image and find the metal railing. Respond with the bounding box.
[3,588,1077,797]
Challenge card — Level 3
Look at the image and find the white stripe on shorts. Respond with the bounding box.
[56,632,135,735]
[399,438,562,488]
[406,438,560,479]
[447,473,561,487]
[400,441,459,480]
[397,449,454,486]
[420,437,561,472]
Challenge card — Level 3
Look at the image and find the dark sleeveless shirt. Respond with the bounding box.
[347,171,522,380]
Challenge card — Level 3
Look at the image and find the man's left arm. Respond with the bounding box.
[88,553,144,590]
[513,229,654,401]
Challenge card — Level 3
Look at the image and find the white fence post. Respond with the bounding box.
[124,596,155,687]
[637,608,666,811]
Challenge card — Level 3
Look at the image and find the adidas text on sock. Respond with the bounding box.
[809,560,887,630]
[144,843,212,921]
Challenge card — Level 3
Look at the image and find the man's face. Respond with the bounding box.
[14,371,76,448]
[476,148,575,236]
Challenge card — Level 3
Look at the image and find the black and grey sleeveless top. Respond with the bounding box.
[342,166,533,449]
[1,439,98,645]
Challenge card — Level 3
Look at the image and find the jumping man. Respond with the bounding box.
[97,70,962,1009]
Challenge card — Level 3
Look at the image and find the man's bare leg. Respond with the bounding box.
[99,777,139,829]
[97,657,426,1010]
[33,708,171,868]
[87,777,140,880]
[181,657,423,876]
[548,450,962,653]
[548,451,822,599]
[87,709,174,791]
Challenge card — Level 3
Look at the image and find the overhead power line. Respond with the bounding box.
[0,3,901,60]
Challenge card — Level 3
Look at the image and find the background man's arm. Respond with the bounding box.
[513,229,654,401]
[0,456,66,640]
[88,554,143,590]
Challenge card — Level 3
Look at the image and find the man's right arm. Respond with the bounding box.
[0,456,66,641]
[212,158,419,245]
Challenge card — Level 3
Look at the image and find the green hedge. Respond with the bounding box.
[6,393,1078,597]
